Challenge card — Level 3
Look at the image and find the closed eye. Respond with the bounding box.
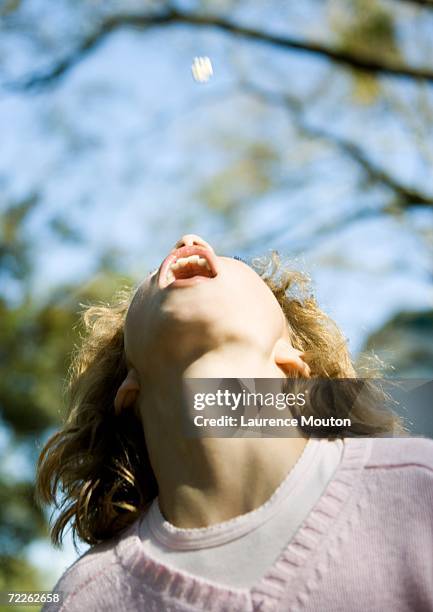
[232,255,248,264]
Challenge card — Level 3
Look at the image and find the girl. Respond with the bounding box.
[37,234,433,611]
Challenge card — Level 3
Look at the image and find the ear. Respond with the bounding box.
[114,368,140,415]
[274,339,311,377]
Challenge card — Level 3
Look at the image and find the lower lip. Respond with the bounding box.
[168,275,214,288]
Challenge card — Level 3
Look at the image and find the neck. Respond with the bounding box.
[138,342,307,528]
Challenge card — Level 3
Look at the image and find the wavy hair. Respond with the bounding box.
[36,253,405,547]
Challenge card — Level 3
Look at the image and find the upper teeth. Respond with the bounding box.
[170,255,210,271]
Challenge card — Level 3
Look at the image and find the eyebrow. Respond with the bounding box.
[232,255,248,263]
[138,269,157,285]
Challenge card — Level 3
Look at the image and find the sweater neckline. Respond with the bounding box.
[143,437,328,550]
[116,437,372,612]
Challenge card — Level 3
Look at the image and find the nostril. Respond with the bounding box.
[174,234,210,250]
[175,235,196,249]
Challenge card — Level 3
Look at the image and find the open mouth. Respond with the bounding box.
[158,245,218,289]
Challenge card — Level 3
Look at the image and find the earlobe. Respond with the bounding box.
[114,368,140,415]
[274,339,311,377]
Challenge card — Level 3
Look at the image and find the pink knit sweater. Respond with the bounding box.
[45,437,433,612]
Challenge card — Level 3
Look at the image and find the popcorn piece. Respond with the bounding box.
[191,56,213,83]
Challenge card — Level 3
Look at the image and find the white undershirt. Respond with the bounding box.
[139,437,344,588]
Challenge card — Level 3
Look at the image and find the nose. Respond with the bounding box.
[174,234,214,252]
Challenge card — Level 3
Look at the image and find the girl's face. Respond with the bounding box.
[124,235,288,371]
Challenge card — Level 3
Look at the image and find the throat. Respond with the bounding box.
[156,437,308,529]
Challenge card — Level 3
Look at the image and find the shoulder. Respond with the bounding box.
[365,436,433,473]
[42,532,128,611]
[360,436,433,514]
[357,437,433,548]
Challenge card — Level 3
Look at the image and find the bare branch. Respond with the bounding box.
[243,82,433,208]
[237,204,381,255]
[392,0,433,7]
[4,8,433,91]
[2,12,175,91]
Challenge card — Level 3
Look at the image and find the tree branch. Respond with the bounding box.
[392,0,433,7]
[4,8,433,91]
[243,82,433,208]
[238,204,381,255]
[3,12,175,91]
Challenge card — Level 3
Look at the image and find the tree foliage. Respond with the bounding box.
[0,198,132,589]
[0,0,432,593]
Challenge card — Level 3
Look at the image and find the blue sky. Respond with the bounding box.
[1,0,432,584]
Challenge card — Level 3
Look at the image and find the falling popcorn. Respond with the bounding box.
[191,57,213,83]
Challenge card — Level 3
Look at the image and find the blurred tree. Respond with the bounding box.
[0,198,133,594]
[0,0,432,596]
[363,310,433,378]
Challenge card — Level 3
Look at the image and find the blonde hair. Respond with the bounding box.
[36,253,405,547]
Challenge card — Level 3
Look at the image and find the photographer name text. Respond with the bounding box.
[193,415,352,428]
